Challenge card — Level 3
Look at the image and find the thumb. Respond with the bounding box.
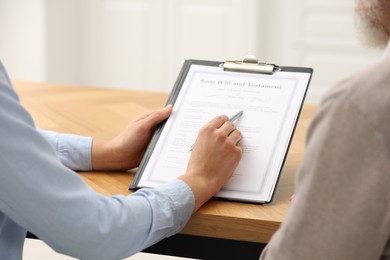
[142,104,173,129]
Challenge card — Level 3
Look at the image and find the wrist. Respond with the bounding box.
[178,173,216,212]
[91,138,121,171]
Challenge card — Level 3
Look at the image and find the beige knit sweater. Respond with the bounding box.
[260,42,390,260]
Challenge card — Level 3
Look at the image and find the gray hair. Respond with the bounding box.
[354,0,390,49]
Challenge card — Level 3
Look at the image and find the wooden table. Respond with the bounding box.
[15,81,317,258]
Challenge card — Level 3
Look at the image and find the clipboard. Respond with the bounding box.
[130,56,313,204]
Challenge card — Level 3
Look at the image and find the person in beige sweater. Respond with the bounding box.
[260,0,390,259]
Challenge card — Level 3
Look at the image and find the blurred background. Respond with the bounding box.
[0,0,382,103]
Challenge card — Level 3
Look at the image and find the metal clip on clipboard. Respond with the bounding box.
[221,55,279,74]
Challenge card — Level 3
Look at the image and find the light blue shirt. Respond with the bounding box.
[0,61,195,260]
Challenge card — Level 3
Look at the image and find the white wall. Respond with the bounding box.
[0,0,47,81]
[262,0,382,101]
[0,0,383,103]
[46,0,77,84]
[62,0,262,92]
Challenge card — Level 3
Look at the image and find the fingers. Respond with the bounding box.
[133,111,154,121]
[208,115,229,129]
[205,114,242,144]
[228,128,242,145]
[135,104,173,128]
[219,121,237,136]
[203,116,242,152]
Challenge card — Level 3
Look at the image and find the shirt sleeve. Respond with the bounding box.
[259,91,390,259]
[36,129,93,171]
[0,62,195,260]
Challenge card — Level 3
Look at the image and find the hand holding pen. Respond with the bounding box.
[190,110,243,151]
[180,111,243,210]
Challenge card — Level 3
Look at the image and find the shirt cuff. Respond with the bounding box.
[57,133,93,171]
[37,129,93,171]
[150,179,195,234]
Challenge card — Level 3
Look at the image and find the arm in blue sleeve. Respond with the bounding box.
[0,62,194,259]
[36,129,93,171]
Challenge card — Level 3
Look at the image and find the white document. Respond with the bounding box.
[133,62,312,203]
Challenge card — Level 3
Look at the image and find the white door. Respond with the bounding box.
[48,0,261,92]
[46,0,383,101]
[259,0,382,102]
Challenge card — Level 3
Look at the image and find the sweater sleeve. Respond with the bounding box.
[260,90,390,260]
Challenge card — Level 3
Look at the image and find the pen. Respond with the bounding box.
[190,110,244,151]
[229,110,244,123]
